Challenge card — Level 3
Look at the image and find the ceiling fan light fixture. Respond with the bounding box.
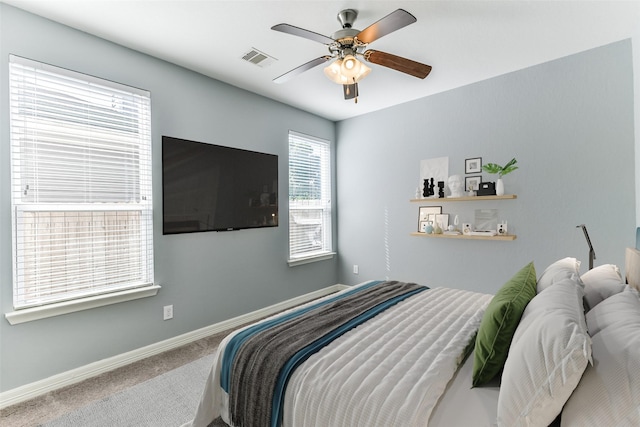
[323,56,371,85]
[340,55,370,82]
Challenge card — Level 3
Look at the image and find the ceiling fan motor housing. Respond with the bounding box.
[331,10,369,58]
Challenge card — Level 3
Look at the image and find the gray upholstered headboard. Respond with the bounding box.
[627,246,640,291]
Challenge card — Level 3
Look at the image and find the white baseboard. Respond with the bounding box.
[0,284,349,409]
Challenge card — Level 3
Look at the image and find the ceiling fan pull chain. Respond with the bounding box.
[353,77,358,103]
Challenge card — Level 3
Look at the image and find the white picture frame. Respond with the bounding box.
[435,213,449,229]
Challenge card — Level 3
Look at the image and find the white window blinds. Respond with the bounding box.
[9,55,154,309]
[288,131,332,260]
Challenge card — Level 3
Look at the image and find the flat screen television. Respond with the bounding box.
[162,136,278,234]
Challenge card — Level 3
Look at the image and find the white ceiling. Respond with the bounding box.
[3,0,640,121]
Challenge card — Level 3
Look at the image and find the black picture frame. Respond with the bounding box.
[465,157,482,174]
[465,175,482,192]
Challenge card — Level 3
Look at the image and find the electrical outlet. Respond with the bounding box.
[163,305,173,320]
[353,264,359,274]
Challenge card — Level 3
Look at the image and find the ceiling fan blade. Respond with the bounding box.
[273,56,333,84]
[364,50,432,79]
[356,9,417,44]
[271,23,335,45]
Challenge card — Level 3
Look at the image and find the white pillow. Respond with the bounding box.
[580,264,626,312]
[537,257,582,293]
[561,288,640,427]
[497,278,591,427]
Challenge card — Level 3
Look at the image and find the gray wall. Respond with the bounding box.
[336,40,636,293]
[0,4,337,391]
[634,27,640,228]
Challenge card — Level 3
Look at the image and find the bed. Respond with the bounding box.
[185,252,640,427]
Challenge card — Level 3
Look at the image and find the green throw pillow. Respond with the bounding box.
[472,262,537,387]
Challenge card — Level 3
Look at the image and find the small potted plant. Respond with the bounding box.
[482,158,518,196]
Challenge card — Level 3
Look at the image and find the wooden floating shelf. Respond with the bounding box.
[410,194,517,203]
[410,232,517,241]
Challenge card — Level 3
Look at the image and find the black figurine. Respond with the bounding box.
[438,181,445,198]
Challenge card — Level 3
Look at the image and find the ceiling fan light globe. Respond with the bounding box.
[343,55,357,70]
[353,62,371,82]
[324,59,349,84]
[341,55,360,77]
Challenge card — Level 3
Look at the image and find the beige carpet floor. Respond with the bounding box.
[1,294,329,427]
[0,331,229,427]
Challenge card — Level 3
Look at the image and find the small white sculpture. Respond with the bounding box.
[447,175,464,198]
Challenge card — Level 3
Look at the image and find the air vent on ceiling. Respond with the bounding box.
[241,48,277,68]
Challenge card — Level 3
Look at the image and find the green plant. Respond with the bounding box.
[482,158,518,177]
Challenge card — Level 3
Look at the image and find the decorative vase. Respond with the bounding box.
[425,221,433,234]
[496,178,505,196]
[434,222,443,234]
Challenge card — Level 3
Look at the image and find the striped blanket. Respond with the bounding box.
[185,281,492,427]
[224,281,427,427]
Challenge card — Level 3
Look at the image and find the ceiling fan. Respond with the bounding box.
[271,8,432,102]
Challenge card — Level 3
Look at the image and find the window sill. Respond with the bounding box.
[4,285,161,325]
[288,252,336,267]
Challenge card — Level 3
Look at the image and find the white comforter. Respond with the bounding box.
[187,285,491,427]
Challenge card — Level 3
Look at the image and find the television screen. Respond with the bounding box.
[162,136,278,234]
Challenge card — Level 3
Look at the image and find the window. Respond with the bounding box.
[8,55,154,313]
[288,131,333,264]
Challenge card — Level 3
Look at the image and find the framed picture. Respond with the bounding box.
[419,221,430,233]
[465,175,482,192]
[465,157,482,174]
[418,206,442,231]
[435,213,450,229]
[475,209,498,232]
